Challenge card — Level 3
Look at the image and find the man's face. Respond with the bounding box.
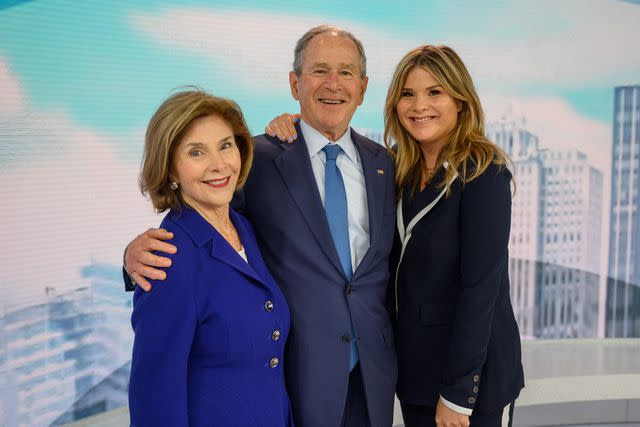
[289,32,368,141]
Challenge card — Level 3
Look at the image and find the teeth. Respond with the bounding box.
[208,178,227,185]
[413,117,434,122]
[320,99,344,104]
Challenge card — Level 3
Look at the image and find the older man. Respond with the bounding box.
[124,25,397,427]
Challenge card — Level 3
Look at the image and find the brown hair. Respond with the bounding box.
[384,45,510,197]
[140,88,253,212]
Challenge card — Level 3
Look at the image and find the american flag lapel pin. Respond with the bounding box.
[377,169,385,175]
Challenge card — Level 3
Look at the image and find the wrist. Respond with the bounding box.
[440,395,473,416]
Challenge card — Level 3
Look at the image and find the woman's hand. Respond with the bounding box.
[265,113,301,143]
[435,397,470,427]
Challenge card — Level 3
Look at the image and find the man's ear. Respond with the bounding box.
[289,71,300,101]
[357,75,369,106]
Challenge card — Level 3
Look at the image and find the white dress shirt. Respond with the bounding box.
[300,119,370,273]
[237,247,248,263]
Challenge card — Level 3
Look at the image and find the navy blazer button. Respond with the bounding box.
[272,330,281,341]
[341,334,351,343]
[473,374,480,382]
[468,397,476,404]
[346,285,353,295]
[473,386,478,393]
[264,300,274,312]
[269,357,279,368]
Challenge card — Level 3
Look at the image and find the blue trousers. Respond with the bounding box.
[341,362,370,427]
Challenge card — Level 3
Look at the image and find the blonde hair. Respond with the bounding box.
[384,45,510,197]
[140,89,253,212]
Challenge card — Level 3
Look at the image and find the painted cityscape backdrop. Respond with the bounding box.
[1,0,639,425]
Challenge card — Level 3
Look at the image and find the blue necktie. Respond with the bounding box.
[323,144,359,371]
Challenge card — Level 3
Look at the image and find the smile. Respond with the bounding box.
[319,98,346,105]
[203,177,230,188]
[411,116,436,122]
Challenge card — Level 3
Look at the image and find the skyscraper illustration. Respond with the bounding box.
[607,85,640,338]
[488,112,603,339]
[537,150,602,338]
[487,115,544,338]
[0,263,133,426]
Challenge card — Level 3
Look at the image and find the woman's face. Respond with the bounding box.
[396,66,461,152]
[172,115,241,213]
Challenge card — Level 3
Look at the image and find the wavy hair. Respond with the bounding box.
[140,88,254,212]
[384,45,510,198]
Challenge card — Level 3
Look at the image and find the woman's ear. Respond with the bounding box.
[168,171,179,188]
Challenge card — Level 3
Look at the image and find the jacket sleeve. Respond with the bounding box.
[231,187,247,215]
[128,248,197,427]
[439,165,512,411]
[123,266,136,292]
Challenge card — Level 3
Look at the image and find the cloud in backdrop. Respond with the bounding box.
[131,6,615,171]
[0,58,160,308]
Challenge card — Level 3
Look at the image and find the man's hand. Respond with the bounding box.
[125,228,177,292]
[265,113,301,143]
[435,397,470,427]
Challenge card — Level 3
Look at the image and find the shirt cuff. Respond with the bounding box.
[441,395,473,416]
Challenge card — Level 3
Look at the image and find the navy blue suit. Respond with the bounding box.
[128,206,293,427]
[391,163,524,419]
[234,126,397,427]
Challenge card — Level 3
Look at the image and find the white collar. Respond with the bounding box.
[300,119,359,164]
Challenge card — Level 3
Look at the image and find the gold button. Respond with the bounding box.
[272,330,281,341]
[264,301,274,312]
[473,386,479,393]
[468,397,476,404]
[269,357,279,368]
[473,375,480,382]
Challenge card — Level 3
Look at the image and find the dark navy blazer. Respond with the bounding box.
[128,206,293,427]
[233,126,397,427]
[391,163,525,413]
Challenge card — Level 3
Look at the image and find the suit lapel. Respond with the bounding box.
[351,131,388,280]
[170,206,267,287]
[230,209,270,285]
[402,165,450,227]
[273,125,345,276]
[209,210,269,288]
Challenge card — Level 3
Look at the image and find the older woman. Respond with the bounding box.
[385,45,524,427]
[128,90,293,427]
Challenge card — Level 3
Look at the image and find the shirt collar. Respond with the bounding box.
[300,119,359,164]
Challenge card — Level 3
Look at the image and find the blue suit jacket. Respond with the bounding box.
[128,206,293,427]
[233,126,397,427]
[392,163,524,413]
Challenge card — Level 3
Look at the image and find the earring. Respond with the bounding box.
[169,181,179,190]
